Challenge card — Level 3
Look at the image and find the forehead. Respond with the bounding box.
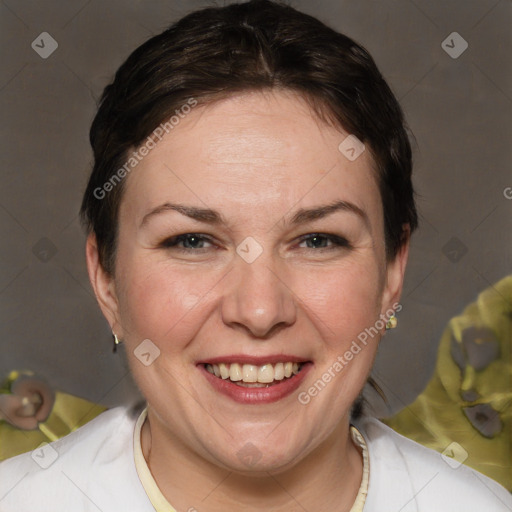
[121,90,381,225]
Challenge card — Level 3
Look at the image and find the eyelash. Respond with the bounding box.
[160,233,214,252]
[296,233,351,250]
[159,233,351,252]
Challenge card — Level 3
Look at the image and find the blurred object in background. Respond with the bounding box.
[385,275,512,491]
[0,371,55,430]
[0,371,105,460]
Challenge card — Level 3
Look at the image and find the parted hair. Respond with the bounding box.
[80,0,418,275]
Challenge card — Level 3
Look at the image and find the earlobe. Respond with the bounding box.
[85,234,122,336]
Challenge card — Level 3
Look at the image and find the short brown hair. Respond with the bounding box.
[81,0,418,275]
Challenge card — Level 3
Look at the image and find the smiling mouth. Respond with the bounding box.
[204,362,305,388]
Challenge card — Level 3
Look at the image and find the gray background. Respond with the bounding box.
[0,0,510,415]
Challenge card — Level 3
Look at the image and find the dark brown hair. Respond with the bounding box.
[80,0,418,275]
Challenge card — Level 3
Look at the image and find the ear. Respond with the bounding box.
[381,226,410,313]
[85,234,123,337]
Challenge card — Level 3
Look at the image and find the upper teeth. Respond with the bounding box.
[206,362,301,384]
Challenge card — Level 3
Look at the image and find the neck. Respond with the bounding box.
[141,410,363,512]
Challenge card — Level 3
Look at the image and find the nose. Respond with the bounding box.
[221,256,297,338]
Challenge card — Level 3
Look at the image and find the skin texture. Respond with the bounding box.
[86,90,409,511]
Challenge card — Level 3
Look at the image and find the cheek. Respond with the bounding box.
[293,259,384,351]
[115,257,220,350]
[293,264,384,417]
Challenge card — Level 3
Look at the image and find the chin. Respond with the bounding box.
[206,434,309,475]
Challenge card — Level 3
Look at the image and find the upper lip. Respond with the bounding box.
[197,354,309,366]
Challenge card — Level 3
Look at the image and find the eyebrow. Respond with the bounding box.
[290,200,369,227]
[140,203,223,228]
[140,199,368,229]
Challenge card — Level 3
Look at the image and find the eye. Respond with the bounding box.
[160,233,214,251]
[297,233,350,250]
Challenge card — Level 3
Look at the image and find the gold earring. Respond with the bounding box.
[112,333,122,353]
[385,314,398,330]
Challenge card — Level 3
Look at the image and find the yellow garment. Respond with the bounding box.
[385,275,512,491]
[133,408,370,512]
[0,387,105,461]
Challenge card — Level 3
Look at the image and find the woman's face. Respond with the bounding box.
[88,90,407,472]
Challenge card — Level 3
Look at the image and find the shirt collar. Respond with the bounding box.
[133,408,369,511]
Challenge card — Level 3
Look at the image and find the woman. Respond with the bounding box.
[0,1,510,510]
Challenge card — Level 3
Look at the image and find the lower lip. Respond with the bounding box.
[199,363,312,404]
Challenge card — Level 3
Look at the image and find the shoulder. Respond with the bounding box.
[0,405,153,512]
[357,416,512,512]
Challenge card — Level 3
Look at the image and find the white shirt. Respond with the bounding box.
[0,405,510,511]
